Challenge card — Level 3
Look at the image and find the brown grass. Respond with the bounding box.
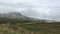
[0,23,60,34]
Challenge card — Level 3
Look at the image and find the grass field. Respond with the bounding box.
[19,23,60,34]
[0,18,60,34]
[0,22,60,34]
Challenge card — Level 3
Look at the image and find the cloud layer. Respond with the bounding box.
[0,0,60,20]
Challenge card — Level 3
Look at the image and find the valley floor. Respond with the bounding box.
[0,22,60,34]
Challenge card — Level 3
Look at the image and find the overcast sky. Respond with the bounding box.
[0,0,60,20]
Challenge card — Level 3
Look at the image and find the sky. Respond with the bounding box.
[0,0,60,20]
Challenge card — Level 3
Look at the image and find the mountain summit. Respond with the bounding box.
[0,12,25,19]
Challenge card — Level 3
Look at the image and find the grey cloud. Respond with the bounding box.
[0,0,60,21]
[0,2,37,8]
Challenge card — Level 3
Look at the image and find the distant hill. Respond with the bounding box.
[0,12,58,23]
[0,12,39,22]
[0,12,25,19]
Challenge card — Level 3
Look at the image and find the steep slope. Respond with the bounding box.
[0,12,38,22]
[0,12,25,19]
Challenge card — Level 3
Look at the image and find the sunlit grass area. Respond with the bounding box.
[0,25,19,34]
